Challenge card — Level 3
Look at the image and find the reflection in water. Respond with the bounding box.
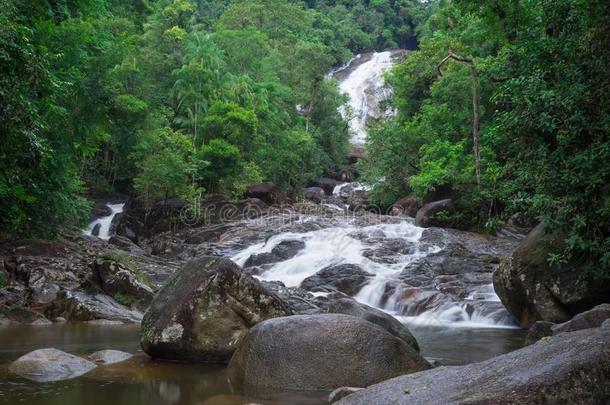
[0,323,525,404]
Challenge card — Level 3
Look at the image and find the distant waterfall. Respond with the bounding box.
[331,51,401,145]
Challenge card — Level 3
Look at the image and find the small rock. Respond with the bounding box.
[88,350,133,365]
[9,348,97,382]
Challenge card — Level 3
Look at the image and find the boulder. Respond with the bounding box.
[415,199,455,227]
[140,257,291,363]
[9,348,97,382]
[300,264,373,295]
[391,197,418,217]
[317,295,419,351]
[335,321,610,404]
[227,314,430,394]
[551,303,610,334]
[88,349,133,365]
[303,187,326,204]
[312,178,341,195]
[246,182,290,205]
[493,223,610,328]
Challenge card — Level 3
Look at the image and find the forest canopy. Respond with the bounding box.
[0,0,420,237]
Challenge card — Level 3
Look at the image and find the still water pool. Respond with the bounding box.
[0,324,525,405]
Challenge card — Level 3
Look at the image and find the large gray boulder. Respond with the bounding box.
[10,348,97,382]
[493,223,610,328]
[227,314,430,394]
[140,257,291,363]
[318,295,420,352]
[336,321,610,404]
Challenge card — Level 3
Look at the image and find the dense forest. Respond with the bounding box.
[1,0,609,276]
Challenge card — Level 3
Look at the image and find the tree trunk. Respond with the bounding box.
[437,51,481,185]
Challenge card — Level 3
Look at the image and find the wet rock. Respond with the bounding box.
[300,264,373,295]
[91,223,101,237]
[415,199,455,227]
[391,197,418,217]
[244,240,305,268]
[88,350,133,365]
[335,322,610,405]
[140,257,291,363]
[493,223,610,328]
[228,314,430,394]
[551,303,610,334]
[330,387,363,403]
[10,348,97,382]
[259,281,321,315]
[89,201,112,222]
[304,187,326,203]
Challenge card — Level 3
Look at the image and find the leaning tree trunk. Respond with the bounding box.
[437,51,481,185]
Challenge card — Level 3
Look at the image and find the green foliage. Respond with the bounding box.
[364,0,610,275]
[0,0,418,237]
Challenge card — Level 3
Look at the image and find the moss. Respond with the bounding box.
[0,272,6,288]
[113,292,134,307]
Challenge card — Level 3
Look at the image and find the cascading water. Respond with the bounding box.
[331,51,399,145]
[231,218,517,329]
[83,203,124,240]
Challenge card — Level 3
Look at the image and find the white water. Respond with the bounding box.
[333,51,396,145]
[231,219,517,328]
[83,203,124,240]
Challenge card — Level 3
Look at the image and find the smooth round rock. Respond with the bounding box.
[228,314,430,393]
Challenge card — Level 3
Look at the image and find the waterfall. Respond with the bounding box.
[83,203,124,240]
[332,51,397,145]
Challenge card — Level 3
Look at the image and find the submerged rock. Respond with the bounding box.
[493,223,610,328]
[335,321,610,404]
[140,257,291,363]
[10,348,97,382]
[88,350,133,365]
[228,314,430,394]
